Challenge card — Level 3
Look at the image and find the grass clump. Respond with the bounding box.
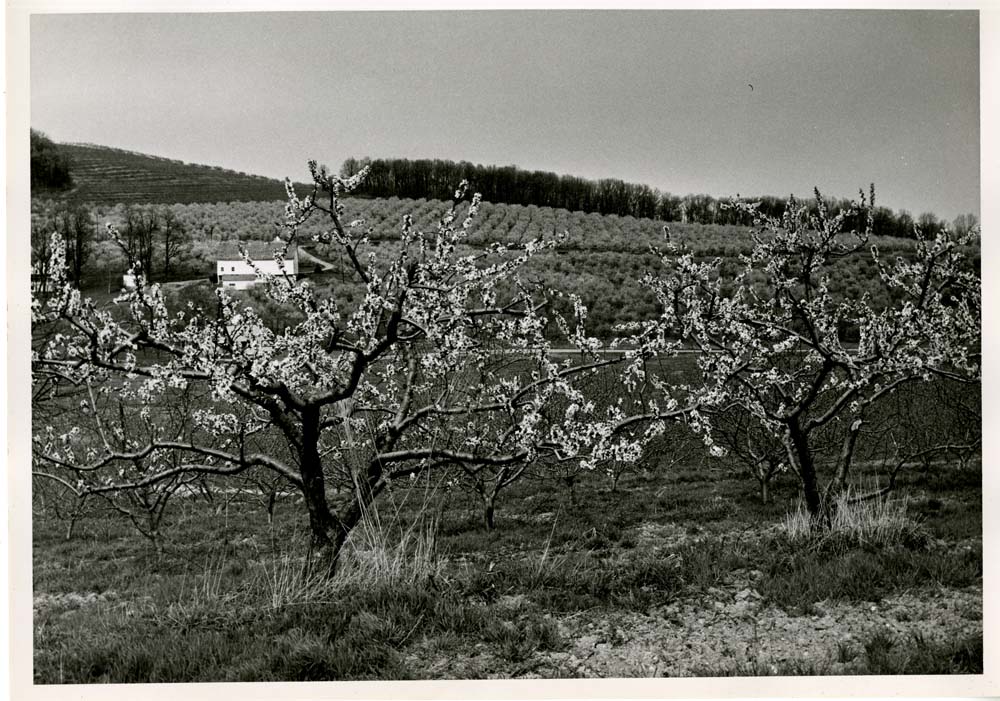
[726,492,980,614]
[483,619,563,663]
[691,632,982,677]
[862,631,983,674]
[756,542,981,615]
[339,507,444,587]
[782,490,930,553]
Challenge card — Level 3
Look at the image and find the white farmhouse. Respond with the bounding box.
[217,238,298,290]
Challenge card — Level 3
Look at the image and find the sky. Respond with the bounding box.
[30,10,980,220]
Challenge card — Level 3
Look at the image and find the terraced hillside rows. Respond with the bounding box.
[67,195,960,338]
[35,188,977,339]
[43,143,313,204]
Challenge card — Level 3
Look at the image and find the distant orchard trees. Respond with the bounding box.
[31,200,192,286]
[340,156,972,237]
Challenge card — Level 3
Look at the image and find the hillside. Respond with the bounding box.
[33,192,952,340]
[42,143,312,205]
[159,197,935,338]
[33,141,968,240]
[30,142,975,339]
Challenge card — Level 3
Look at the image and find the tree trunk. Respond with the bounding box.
[198,480,214,504]
[483,495,496,531]
[566,475,578,506]
[299,407,347,577]
[760,476,770,504]
[784,425,824,524]
[266,490,277,525]
[830,418,863,498]
[302,509,345,578]
[65,494,86,541]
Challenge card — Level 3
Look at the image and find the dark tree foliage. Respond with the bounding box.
[340,156,958,236]
[341,157,688,221]
[30,129,73,192]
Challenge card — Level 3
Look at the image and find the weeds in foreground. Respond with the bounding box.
[863,631,983,674]
[692,632,982,676]
[33,461,981,682]
[751,490,979,614]
[783,489,929,553]
[161,504,443,621]
[463,550,686,612]
[35,579,565,683]
[755,543,981,615]
[341,492,444,587]
[34,501,567,683]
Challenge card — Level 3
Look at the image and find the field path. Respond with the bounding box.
[297,247,336,272]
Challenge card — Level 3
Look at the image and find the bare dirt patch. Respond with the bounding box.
[537,583,982,677]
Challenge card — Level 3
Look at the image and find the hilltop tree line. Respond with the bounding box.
[30,129,73,192]
[28,132,976,237]
[340,156,978,238]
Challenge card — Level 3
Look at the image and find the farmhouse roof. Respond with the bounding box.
[217,238,297,261]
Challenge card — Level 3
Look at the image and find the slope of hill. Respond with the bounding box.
[159,197,930,337]
[31,143,973,339]
[39,193,942,339]
[46,143,311,205]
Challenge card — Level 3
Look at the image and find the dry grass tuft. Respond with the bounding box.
[783,486,929,552]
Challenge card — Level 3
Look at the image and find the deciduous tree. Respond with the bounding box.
[636,189,980,521]
[117,205,160,278]
[54,203,95,285]
[159,207,188,278]
[32,164,688,574]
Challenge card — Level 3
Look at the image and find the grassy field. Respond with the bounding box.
[33,449,982,682]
